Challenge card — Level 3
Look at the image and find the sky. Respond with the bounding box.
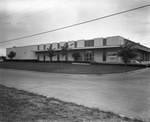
[0,0,150,56]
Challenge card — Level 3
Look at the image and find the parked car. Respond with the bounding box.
[130,60,141,64]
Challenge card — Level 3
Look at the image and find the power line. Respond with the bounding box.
[142,43,150,45]
[0,4,150,44]
[1,0,74,25]
[0,0,49,21]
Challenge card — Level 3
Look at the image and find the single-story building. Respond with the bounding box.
[6,36,150,63]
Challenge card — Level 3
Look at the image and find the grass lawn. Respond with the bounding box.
[0,84,146,122]
[0,61,144,75]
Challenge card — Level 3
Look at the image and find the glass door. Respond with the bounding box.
[84,51,94,62]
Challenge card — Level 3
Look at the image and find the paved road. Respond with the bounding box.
[0,68,150,120]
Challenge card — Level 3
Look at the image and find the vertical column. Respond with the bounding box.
[37,45,39,61]
[66,42,68,61]
[43,55,45,61]
[44,44,46,62]
[103,50,106,61]
[57,53,59,61]
[58,43,60,49]
[75,42,77,48]
[65,53,68,61]
[43,45,46,50]
[103,38,107,46]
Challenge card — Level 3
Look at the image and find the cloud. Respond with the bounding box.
[111,0,150,40]
[0,0,150,56]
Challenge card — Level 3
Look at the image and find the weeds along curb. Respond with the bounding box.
[0,84,147,122]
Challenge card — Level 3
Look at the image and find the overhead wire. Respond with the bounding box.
[0,0,50,21]
[0,4,150,44]
[1,0,75,25]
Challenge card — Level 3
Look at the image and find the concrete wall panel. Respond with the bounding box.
[45,43,51,50]
[94,38,103,47]
[59,42,66,47]
[52,43,58,50]
[39,53,43,61]
[39,44,44,50]
[68,41,75,48]
[68,51,74,61]
[77,40,84,48]
[106,36,124,46]
[94,49,103,62]
[7,45,38,60]
[106,48,120,62]
[59,54,66,61]
[6,48,15,59]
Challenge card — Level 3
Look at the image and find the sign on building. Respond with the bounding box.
[107,52,118,57]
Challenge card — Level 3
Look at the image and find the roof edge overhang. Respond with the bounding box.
[32,45,120,53]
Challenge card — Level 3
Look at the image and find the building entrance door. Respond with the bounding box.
[84,51,94,62]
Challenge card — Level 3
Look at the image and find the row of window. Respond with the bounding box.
[38,50,110,62]
[84,40,94,47]
[37,39,107,50]
[37,53,67,61]
[84,39,107,47]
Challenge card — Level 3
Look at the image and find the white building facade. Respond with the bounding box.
[6,36,150,63]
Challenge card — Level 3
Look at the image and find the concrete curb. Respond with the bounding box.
[0,67,148,77]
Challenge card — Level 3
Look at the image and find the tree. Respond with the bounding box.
[60,43,69,61]
[7,51,16,61]
[72,52,81,62]
[60,43,69,67]
[47,45,55,62]
[118,42,137,65]
[1,56,6,61]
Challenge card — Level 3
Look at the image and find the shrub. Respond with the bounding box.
[72,52,81,62]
